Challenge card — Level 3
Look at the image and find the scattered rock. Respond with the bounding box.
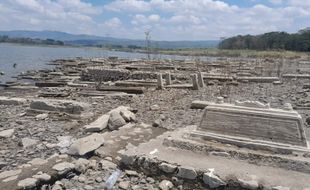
[95,177,103,183]
[85,114,110,132]
[35,113,48,120]
[108,111,127,130]
[152,119,162,128]
[17,178,38,189]
[99,159,117,170]
[21,138,39,148]
[202,170,226,188]
[272,186,290,190]
[0,129,14,138]
[209,151,230,157]
[159,180,174,190]
[150,104,160,111]
[68,133,104,156]
[33,172,51,181]
[74,158,90,173]
[120,109,136,122]
[125,170,139,177]
[159,163,177,173]
[176,166,197,180]
[238,178,259,190]
[28,158,48,166]
[52,162,75,174]
[119,181,131,189]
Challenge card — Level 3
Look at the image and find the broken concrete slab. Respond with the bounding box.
[0,169,22,179]
[85,114,110,132]
[30,99,90,114]
[0,96,27,105]
[68,133,105,156]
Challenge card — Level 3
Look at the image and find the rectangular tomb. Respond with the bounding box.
[191,100,308,149]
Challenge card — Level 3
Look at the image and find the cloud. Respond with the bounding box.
[0,0,310,40]
[104,17,122,28]
[104,0,151,12]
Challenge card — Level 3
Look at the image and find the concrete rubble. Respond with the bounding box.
[1,56,310,190]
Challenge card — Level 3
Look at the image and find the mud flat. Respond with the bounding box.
[0,56,310,189]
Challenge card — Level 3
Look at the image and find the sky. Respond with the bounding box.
[0,0,309,41]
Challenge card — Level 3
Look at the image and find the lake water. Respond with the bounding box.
[0,43,188,83]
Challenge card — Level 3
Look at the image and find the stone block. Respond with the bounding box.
[30,99,90,114]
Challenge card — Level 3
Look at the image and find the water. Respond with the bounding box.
[0,43,187,83]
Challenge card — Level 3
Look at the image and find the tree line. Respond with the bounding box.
[0,35,64,46]
[219,28,310,52]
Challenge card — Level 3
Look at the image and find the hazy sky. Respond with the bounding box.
[0,0,309,40]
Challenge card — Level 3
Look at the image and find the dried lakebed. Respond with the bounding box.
[0,56,310,190]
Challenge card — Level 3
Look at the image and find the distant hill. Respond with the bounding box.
[0,30,219,49]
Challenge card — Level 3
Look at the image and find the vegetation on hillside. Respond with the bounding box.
[0,35,64,46]
[219,28,310,52]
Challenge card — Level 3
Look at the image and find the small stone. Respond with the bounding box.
[78,175,86,183]
[28,158,48,166]
[159,180,174,190]
[95,177,103,183]
[33,172,51,181]
[119,181,131,189]
[150,104,160,111]
[52,162,75,174]
[99,159,117,170]
[152,119,162,128]
[0,129,14,138]
[35,113,48,120]
[209,151,230,157]
[125,170,139,176]
[51,184,63,190]
[272,186,290,190]
[176,166,197,180]
[202,170,226,188]
[21,138,39,148]
[159,163,177,173]
[84,185,94,190]
[146,177,155,184]
[17,178,38,189]
[120,109,136,122]
[74,158,90,173]
[238,178,259,190]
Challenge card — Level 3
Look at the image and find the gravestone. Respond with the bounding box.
[191,99,308,149]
